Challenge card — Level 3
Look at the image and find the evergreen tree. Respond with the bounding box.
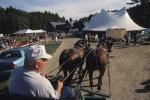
[0,6,66,34]
[127,0,150,27]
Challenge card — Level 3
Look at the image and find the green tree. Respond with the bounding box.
[127,0,150,27]
[0,6,66,34]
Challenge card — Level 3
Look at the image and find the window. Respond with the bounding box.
[0,50,21,58]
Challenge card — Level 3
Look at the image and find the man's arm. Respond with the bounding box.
[56,80,63,98]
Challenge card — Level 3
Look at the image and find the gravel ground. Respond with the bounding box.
[44,38,150,100]
[106,45,150,100]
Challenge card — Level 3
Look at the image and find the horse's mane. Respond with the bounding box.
[63,48,75,55]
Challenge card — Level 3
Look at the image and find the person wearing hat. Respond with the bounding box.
[9,44,63,99]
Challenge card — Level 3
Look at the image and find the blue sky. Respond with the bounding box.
[0,0,131,20]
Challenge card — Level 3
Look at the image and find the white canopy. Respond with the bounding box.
[32,30,46,33]
[83,7,144,31]
[0,34,3,37]
[13,29,46,34]
[13,29,33,34]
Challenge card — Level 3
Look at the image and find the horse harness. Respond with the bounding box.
[74,47,84,58]
[65,48,83,60]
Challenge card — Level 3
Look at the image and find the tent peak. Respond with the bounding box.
[83,7,144,31]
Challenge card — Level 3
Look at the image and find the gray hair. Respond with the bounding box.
[24,58,36,69]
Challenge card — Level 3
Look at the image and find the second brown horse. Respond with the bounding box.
[84,43,109,90]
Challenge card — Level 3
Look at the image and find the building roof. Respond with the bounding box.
[50,22,66,28]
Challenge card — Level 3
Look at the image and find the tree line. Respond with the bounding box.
[0,6,65,35]
[126,0,150,28]
[0,0,150,35]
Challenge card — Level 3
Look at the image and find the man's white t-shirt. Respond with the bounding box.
[9,67,59,99]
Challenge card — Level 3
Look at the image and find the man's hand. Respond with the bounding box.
[57,80,63,89]
[56,80,63,98]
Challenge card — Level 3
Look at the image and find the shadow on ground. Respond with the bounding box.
[135,79,150,93]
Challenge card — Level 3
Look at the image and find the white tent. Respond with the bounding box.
[83,7,144,31]
[0,34,3,37]
[13,29,34,34]
[13,29,46,34]
[32,30,46,33]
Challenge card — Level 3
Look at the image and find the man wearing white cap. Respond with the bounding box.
[9,44,63,99]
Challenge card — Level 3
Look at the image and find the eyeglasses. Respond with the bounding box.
[41,58,48,62]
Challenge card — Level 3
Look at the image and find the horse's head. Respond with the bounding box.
[97,42,107,50]
[97,38,113,53]
[74,40,86,48]
[74,40,90,59]
[105,38,113,53]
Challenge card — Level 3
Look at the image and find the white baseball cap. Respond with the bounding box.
[25,44,52,60]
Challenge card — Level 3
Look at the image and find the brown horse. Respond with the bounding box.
[84,42,109,90]
[59,40,88,85]
[99,37,113,54]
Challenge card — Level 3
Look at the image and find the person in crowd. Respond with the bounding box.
[124,33,129,46]
[85,34,88,42]
[137,33,141,46]
[133,33,137,46]
[9,44,63,99]
[95,34,99,42]
[87,33,91,42]
[55,33,58,44]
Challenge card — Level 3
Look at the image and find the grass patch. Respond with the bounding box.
[15,37,30,42]
[44,41,61,54]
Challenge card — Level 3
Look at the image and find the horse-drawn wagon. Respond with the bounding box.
[54,39,111,100]
[0,39,111,100]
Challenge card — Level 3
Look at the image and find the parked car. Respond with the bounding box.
[139,32,150,43]
[0,47,26,77]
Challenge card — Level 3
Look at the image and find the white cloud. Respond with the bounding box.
[0,0,131,20]
[29,0,130,20]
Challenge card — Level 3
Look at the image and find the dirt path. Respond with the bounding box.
[44,38,150,100]
[106,45,150,100]
[87,44,150,100]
